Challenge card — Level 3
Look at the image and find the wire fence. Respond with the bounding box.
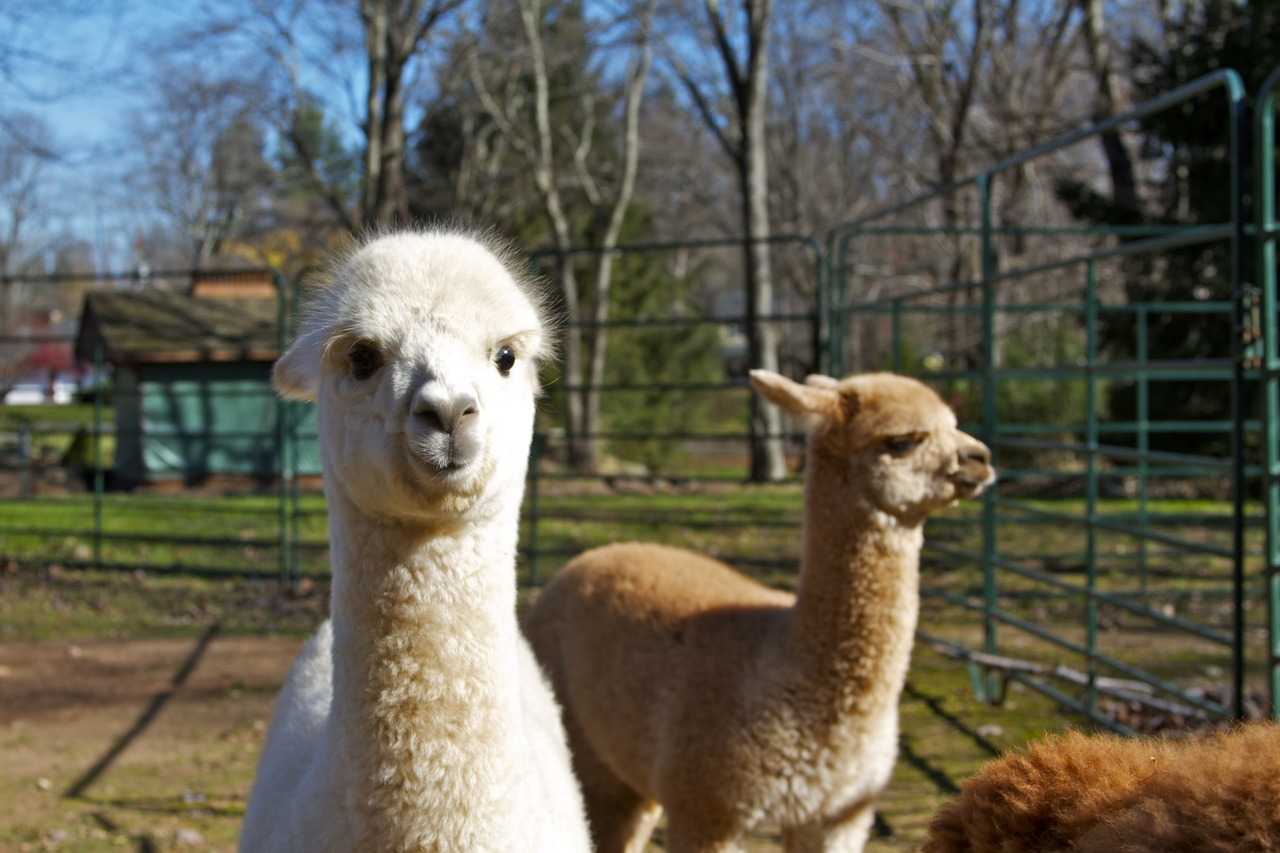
[2,67,1279,733]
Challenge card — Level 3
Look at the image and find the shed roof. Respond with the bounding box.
[76,290,284,365]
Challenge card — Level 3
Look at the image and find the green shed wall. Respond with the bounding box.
[115,362,320,482]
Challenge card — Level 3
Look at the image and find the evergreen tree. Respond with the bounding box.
[596,217,723,474]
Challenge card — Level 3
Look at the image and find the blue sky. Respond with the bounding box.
[2,2,246,268]
[4,1,380,267]
[3,3,167,154]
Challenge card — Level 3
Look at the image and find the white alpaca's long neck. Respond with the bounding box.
[324,490,525,850]
[787,455,924,722]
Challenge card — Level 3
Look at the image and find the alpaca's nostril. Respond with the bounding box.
[418,410,446,434]
[413,386,479,435]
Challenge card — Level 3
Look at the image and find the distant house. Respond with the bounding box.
[74,270,320,486]
[2,310,87,404]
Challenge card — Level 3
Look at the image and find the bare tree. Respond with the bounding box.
[660,0,786,481]
[358,0,468,225]
[0,114,52,278]
[0,112,58,391]
[467,0,654,472]
[174,0,465,230]
[1081,0,1139,218]
[129,66,272,267]
[0,1,128,150]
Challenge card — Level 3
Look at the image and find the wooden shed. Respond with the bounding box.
[74,271,320,486]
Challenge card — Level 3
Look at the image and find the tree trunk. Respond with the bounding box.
[742,116,786,482]
[361,1,389,225]
[557,254,592,472]
[369,53,410,226]
[585,25,653,470]
[705,0,785,481]
[1082,0,1138,219]
[360,0,456,227]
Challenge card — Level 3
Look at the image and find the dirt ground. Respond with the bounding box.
[0,632,305,852]
[0,629,1059,853]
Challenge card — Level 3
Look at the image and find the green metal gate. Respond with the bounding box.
[1257,67,1280,723]
[825,69,1273,730]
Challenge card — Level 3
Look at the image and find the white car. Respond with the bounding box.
[3,378,76,405]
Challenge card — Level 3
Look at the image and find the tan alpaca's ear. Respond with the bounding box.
[272,331,323,402]
[749,370,840,421]
[803,373,840,389]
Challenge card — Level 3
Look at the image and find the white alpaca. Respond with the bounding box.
[239,229,590,853]
[524,371,996,853]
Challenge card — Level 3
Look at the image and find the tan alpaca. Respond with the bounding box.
[524,370,996,853]
[922,723,1280,853]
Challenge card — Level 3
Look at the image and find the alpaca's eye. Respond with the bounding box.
[348,342,382,380]
[494,345,516,375]
[885,433,924,456]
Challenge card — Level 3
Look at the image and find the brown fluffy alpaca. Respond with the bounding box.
[922,723,1280,853]
[525,370,995,853]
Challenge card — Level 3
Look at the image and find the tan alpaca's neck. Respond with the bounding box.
[788,457,924,719]
[326,500,523,848]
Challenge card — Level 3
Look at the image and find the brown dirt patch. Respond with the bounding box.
[0,633,304,852]
[0,631,1057,852]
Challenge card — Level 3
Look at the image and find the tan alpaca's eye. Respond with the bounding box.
[884,433,925,456]
[347,341,382,380]
[494,345,516,376]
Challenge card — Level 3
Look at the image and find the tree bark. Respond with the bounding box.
[359,0,462,227]
[702,0,786,481]
[1081,0,1139,218]
[470,0,653,473]
[584,15,654,467]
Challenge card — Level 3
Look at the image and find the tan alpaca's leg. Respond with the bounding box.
[581,776,661,853]
[662,813,745,853]
[564,728,661,853]
[781,801,876,853]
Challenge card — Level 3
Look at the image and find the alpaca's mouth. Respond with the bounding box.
[411,432,481,473]
[421,453,472,476]
[953,469,997,498]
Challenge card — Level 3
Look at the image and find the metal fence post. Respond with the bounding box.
[977,173,1001,700]
[1257,67,1280,719]
[1227,70,1248,721]
[1084,260,1101,714]
[92,340,105,567]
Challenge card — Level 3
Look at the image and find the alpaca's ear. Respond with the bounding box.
[803,373,840,389]
[750,370,840,420]
[273,331,323,402]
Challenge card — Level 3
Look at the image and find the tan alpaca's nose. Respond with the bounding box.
[955,440,996,492]
[961,443,991,468]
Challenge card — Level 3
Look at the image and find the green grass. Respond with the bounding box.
[1,403,115,465]
[1,404,104,429]
[2,487,1258,592]
[2,486,1263,715]
[0,565,328,643]
[0,485,1265,852]
[0,493,330,577]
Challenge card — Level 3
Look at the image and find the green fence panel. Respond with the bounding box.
[825,69,1265,729]
[3,67,1279,734]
